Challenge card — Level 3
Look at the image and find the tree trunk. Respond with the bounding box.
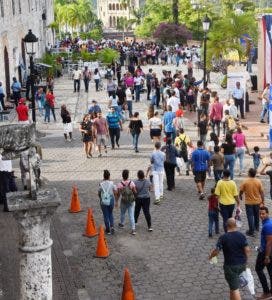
[172,0,179,25]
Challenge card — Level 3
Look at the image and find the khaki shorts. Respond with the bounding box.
[96,134,107,146]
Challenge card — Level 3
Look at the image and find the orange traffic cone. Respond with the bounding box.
[69,186,81,213]
[122,268,135,300]
[83,208,98,237]
[94,225,109,258]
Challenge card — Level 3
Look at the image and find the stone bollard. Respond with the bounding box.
[7,188,60,300]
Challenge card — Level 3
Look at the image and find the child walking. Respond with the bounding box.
[208,187,219,237]
[250,146,262,171]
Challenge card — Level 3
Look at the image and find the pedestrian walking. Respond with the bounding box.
[211,146,224,183]
[16,98,29,124]
[232,81,245,119]
[161,138,179,191]
[106,106,122,149]
[150,142,165,205]
[209,218,250,300]
[128,112,143,153]
[93,112,109,157]
[233,127,249,176]
[35,87,45,117]
[174,128,191,176]
[45,90,56,122]
[117,169,137,235]
[83,66,91,92]
[255,206,272,300]
[191,140,210,200]
[98,170,117,235]
[208,187,219,237]
[209,96,223,137]
[79,114,94,158]
[259,83,270,123]
[197,113,209,145]
[93,68,101,92]
[215,169,240,232]
[250,146,262,171]
[163,105,175,140]
[72,66,81,92]
[134,170,152,231]
[239,168,264,237]
[60,104,73,142]
[149,111,162,142]
[221,133,236,180]
[11,77,21,107]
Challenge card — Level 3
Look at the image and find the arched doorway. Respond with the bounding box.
[4,47,10,98]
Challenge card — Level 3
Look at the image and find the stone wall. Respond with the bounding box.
[0,0,54,96]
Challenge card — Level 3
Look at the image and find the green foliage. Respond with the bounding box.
[97,48,120,64]
[206,11,257,68]
[40,53,62,77]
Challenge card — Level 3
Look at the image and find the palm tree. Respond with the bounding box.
[172,0,179,24]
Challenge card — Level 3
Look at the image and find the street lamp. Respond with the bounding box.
[202,14,211,88]
[23,29,38,123]
[190,0,201,40]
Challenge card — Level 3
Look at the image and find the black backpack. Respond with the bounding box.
[179,136,188,157]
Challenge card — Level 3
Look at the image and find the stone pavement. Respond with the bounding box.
[1,63,272,300]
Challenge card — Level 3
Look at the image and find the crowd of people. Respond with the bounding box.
[1,38,272,300]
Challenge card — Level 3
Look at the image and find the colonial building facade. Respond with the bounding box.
[0,0,54,97]
[97,0,140,29]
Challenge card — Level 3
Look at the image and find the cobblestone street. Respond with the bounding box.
[1,64,272,300]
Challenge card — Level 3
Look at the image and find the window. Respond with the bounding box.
[12,0,15,15]
[0,0,4,17]
[19,0,22,14]
[116,4,119,10]
[120,4,122,10]
[109,3,111,10]
[112,3,115,10]
[113,16,116,27]
[109,16,112,27]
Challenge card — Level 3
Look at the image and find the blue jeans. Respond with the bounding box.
[236,147,245,173]
[214,170,223,183]
[219,203,235,232]
[135,85,141,102]
[132,132,140,150]
[120,201,135,230]
[44,105,50,122]
[245,204,259,234]
[127,101,132,117]
[100,197,114,232]
[208,210,219,236]
[260,103,269,121]
[224,154,235,179]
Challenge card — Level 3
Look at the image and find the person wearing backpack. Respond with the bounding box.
[116,169,137,235]
[134,170,153,231]
[174,128,191,176]
[98,170,117,235]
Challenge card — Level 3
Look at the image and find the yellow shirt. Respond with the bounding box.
[215,179,238,205]
[240,178,263,205]
[174,133,190,147]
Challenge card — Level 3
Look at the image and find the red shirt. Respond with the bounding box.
[46,93,55,107]
[208,195,219,211]
[16,104,29,121]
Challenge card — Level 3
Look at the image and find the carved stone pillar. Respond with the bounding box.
[7,188,60,300]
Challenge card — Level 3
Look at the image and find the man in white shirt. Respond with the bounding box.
[0,154,12,212]
[72,66,82,92]
[167,90,180,113]
[125,87,133,117]
[232,81,245,119]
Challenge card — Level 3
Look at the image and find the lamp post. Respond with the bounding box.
[23,30,38,123]
[190,0,201,40]
[202,15,211,88]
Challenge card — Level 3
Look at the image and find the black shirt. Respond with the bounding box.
[198,120,208,135]
[216,231,248,266]
[129,119,143,134]
[221,142,236,155]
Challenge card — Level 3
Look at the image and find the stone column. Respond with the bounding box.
[7,188,60,300]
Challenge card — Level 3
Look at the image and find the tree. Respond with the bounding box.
[116,17,131,41]
[172,0,179,24]
[153,23,192,45]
